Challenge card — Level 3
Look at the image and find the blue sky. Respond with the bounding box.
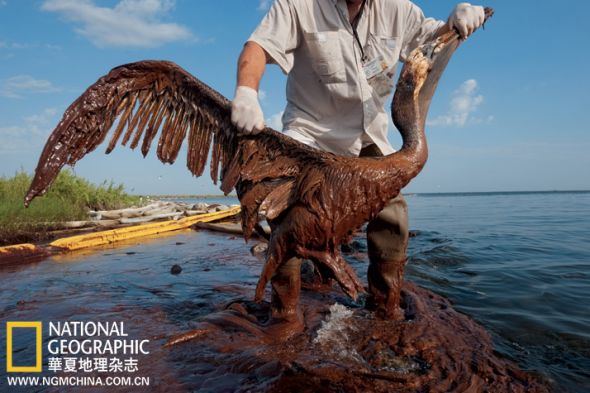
[1,0,589,195]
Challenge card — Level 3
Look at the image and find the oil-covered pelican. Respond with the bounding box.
[25,9,492,335]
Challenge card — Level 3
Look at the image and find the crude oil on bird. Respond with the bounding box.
[24,10,492,336]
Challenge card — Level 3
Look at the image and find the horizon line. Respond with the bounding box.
[144,189,590,198]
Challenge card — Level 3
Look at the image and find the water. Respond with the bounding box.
[0,191,588,391]
[404,191,590,392]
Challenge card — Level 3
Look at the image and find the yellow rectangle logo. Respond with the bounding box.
[6,321,42,372]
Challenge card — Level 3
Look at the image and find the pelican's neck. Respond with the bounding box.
[382,122,428,185]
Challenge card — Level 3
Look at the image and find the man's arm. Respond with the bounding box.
[231,0,299,134]
[237,41,270,91]
[231,42,271,135]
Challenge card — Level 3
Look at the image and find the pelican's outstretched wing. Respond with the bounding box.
[24,60,322,238]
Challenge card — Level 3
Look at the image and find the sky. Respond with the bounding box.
[1,0,589,196]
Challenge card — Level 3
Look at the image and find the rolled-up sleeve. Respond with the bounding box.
[248,0,300,74]
[399,2,444,62]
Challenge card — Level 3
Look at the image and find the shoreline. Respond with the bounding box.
[149,194,238,199]
[147,190,590,199]
[0,200,240,249]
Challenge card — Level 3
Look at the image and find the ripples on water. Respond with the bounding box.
[403,191,590,392]
[0,191,588,392]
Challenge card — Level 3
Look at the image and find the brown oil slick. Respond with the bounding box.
[163,280,548,392]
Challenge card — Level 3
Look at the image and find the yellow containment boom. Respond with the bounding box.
[0,243,50,265]
[49,206,241,251]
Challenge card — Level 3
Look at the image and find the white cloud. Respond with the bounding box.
[0,108,58,136]
[258,0,272,11]
[41,0,194,48]
[24,108,59,135]
[44,44,62,50]
[427,79,489,127]
[266,111,283,131]
[0,126,24,136]
[0,40,61,51]
[8,42,33,49]
[0,75,61,98]
[0,108,59,152]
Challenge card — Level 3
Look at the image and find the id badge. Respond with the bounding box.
[363,55,388,80]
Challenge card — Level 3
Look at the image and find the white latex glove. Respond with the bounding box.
[448,3,485,39]
[231,86,264,134]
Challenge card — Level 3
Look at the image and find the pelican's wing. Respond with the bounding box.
[24,60,323,238]
[25,60,237,205]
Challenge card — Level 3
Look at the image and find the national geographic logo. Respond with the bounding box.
[4,321,152,388]
[6,321,43,372]
[5,321,149,372]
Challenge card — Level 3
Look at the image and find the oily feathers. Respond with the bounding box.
[24,60,339,239]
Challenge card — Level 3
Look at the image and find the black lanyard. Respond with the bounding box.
[351,0,368,62]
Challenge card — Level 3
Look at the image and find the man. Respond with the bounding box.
[231,0,485,321]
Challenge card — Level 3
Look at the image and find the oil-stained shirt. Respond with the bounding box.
[249,0,444,156]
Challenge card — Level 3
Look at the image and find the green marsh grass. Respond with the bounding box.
[0,170,141,245]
